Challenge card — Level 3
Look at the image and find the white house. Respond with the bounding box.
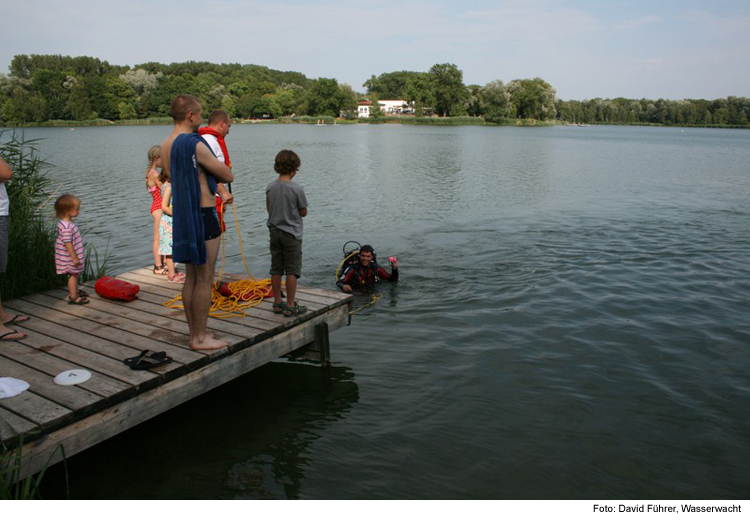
[357,99,413,118]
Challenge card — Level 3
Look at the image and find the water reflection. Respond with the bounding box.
[41,363,359,499]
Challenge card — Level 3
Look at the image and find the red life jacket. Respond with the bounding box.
[199,127,232,232]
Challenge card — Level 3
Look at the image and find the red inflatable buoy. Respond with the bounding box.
[94,276,140,302]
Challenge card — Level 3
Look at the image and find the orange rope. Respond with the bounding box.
[163,200,273,318]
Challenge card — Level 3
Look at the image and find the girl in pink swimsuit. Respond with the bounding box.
[146,145,166,274]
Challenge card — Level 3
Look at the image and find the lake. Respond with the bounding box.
[6,123,750,499]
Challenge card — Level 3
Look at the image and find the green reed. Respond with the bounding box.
[0,438,68,499]
[0,130,110,299]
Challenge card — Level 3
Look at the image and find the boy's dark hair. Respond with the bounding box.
[274,150,301,175]
[360,245,375,254]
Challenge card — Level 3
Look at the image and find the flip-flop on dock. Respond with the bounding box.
[0,266,351,479]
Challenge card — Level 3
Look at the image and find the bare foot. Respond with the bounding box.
[2,314,30,325]
[190,334,227,351]
[0,326,26,341]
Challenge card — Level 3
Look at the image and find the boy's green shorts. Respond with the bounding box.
[269,226,302,277]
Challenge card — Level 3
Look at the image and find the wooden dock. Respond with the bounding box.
[0,267,351,478]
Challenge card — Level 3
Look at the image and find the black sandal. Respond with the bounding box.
[153,265,168,275]
[124,350,172,370]
[68,295,89,305]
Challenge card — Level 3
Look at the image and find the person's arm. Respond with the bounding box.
[0,157,12,183]
[161,185,173,216]
[298,188,308,217]
[377,262,399,282]
[196,142,234,184]
[65,241,80,267]
[217,183,233,204]
[339,268,355,293]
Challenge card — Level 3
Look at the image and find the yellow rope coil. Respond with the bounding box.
[163,200,272,318]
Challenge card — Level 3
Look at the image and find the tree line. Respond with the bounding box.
[0,54,747,127]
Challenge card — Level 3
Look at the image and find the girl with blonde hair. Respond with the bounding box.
[146,145,166,274]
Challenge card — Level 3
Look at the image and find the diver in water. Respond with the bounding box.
[337,244,399,293]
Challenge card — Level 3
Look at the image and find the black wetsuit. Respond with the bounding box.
[338,261,398,290]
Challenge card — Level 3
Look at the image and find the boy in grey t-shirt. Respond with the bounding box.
[266,150,308,317]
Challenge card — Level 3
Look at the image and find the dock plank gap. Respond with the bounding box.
[0,267,352,479]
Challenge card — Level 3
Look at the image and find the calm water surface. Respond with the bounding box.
[7,124,750,499]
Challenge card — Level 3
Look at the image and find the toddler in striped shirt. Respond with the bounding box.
[54,194,88,305]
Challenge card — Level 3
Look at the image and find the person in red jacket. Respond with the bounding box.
[338,245,399,293]
[199,110,234,232]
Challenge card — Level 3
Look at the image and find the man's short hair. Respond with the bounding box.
[208,109,230,125]
[274,150,301,175]
[360,245,375,255]
[170,94,201,122]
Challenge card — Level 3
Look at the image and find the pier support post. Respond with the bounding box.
[315,322,331,369]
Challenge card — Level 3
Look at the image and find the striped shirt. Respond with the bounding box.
[55,219,85,275]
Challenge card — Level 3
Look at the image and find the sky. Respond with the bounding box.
[1,0,748,100]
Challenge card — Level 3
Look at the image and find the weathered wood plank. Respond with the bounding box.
[48,288,266,343]
[0,389,71,427]
[0,339,132,398]
[0,408,38,441]
[0,355,102,411]
[41,288,261,343]
[12,303,350,477]
[1,313,165,383]
[0,307,188,399]
[23,292,239,353]
[6,297,206,367]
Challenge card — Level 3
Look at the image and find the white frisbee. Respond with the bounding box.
[54,369,92,386]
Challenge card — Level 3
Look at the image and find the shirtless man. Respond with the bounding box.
[161,95,234,350]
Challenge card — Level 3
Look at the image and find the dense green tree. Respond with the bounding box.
[507,78,557,120]
[3,54,749,127]
[466,84,483,117]
[84,76,136,120]
[272,87,296,116]
[403,73,435,116]
[118,101,137,120]
[31,69,69,120]
[306,78,344,116]
[479,80,510,123]
[5,86,47,122]
[339,83,359,119]
[221,94,237,118]
[10,54,119,79]
[364,71,421,99]
[429,63,467,117]
[65,76,93,120]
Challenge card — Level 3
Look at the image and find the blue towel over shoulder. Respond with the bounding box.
[170,133,217,265]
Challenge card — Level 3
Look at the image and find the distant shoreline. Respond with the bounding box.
[2,117,748,130]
